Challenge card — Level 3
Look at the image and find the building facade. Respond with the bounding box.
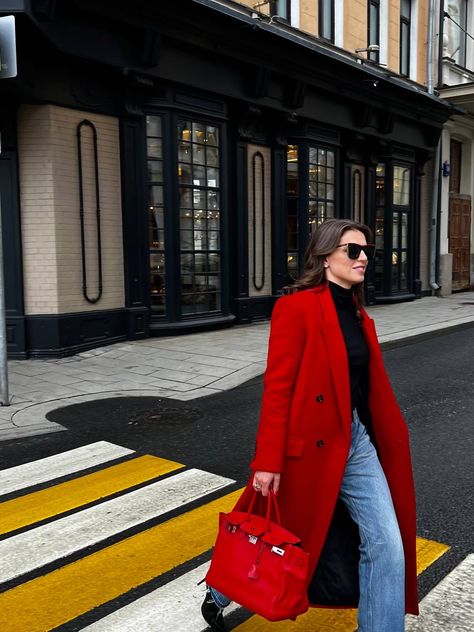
[0,0,455,357]
[432,0,474,295]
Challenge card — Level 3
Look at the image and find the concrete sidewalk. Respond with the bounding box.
[1,291,473,442]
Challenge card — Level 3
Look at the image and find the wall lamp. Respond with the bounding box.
[355,45,380,54]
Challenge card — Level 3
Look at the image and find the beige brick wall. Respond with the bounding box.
[417,0,429,86]
[18,105,125,315]
[300,0,317,36]
[247,144,273,296]
[388,0,401,73]
[344,0,367,55]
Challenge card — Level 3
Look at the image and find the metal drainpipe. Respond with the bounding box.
[430,138,442,291]
[427,0,435,93]
[428,0,441,291]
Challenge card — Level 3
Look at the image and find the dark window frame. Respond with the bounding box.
[270,0,291,22]
[319,0,335,43]
[399,0,411,77]
[286,141,338,281]
[144,111,227,322]
[368,0,380,63]
[457,0,469,68]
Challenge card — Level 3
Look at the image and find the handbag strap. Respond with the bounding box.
[247,490,282,531]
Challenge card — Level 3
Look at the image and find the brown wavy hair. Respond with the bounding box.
[283,218,373,321]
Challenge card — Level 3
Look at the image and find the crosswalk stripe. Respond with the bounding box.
[230,536,452,631]
[405,554,474,631]
[0,455,183,537]
[0,441,134,497]
[82,562,241,631]
[0,488,242,632]
[0,468,234,585]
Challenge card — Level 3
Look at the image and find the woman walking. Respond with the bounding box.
[202,218,419,632]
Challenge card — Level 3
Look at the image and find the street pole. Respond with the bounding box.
[0,15,18,406]
[0,192,9,406]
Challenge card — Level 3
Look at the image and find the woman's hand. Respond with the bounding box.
[253,471,281,497]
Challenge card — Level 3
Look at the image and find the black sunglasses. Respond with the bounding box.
[336,243,375,260]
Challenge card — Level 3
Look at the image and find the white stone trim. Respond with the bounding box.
[335,0,344,48]
[410,0,419,81]
[379,0,389,67]
[290,0,300,28]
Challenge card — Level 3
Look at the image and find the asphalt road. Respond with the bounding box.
[1,326,473,607]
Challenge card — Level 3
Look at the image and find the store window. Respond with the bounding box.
[319,0,334,42]
[368,0,380,62]
[287,144,299,279]
[286,143,336,281]
[400,0,411,76]
[308,146,335,231]
[392,165,411,292]
[146,115,166,316]
[374,163,385,293]
[177,120,221,315]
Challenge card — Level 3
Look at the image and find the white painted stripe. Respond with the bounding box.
[0,442,134,497]
[406,554,474,631]
[82,562,240,632]
[0,469,233,584]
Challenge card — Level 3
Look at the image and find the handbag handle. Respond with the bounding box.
[246,490,282,532]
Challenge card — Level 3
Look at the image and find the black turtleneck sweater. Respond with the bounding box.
[328,281,370,424]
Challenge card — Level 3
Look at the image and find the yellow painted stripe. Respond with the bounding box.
[0,455,183,536]
[232,536,451,632]
[415,536,450,574]
[0,488,242,632]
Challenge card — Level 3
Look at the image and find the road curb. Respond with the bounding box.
[379,319,474,351]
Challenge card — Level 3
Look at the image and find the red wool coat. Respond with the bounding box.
[235,284,419,615]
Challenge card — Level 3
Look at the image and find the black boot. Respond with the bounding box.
[201,588,227,632]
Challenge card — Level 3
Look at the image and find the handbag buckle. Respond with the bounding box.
[271,546,285,556]
[248,535,258,544]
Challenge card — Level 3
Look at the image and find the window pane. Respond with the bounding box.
[146,116,162,137]
[392,250,400,288]
[207,167,219,188]
[401,213,408,248]
[393,214,399,248]
[400,251,408,290]
[393,166,411,206]
[178,141,191,163]
[146,115,166,316]
[192,122,206,144]
[192,143,206,165]
[150,253,166,315]
[400,22,410,75]
[147,160,163,183]
[288,252,299,280]
[320,0,334,40]
[147,138,162,159]
[178,118,222,316]
[206,146,219,167]
[205,126,219,146]
[208,191,220,211]
[308,146,336,229]
[401,0,410,19]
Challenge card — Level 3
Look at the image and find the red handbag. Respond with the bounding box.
[205,490,310,622]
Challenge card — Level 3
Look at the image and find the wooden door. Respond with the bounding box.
[448,194,471,290]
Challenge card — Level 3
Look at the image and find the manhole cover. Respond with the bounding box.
[128,406,202,426]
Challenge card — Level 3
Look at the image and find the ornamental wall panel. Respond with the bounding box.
[18,105,125,315]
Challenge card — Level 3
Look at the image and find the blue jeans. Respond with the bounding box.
[209,411,405,631]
